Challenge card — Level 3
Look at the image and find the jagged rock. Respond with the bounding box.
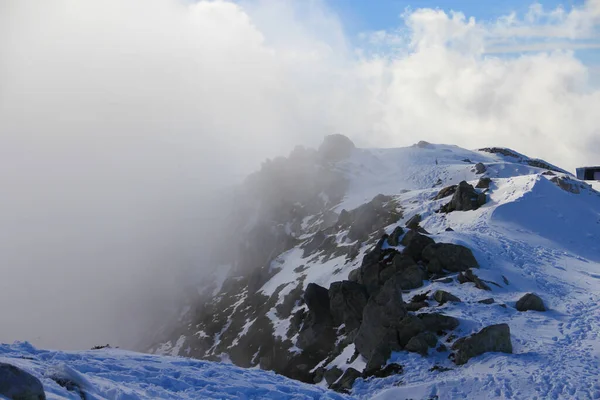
[422,243,479,272]
[396,315,426,347]
[433,185,457,200]
[387,226,404,246]
[297,283,336,356]
[478,298,495,304]
[0,362,46,400]
[405,332,438,355]
[347,196,401,242]
[457,269,491,291]
[401,231,435,261]
[405,214,422,230]
[330,368,362,393]
[324,367,344,386]
[354,274,407,359]
[433,290,461,304]
[476,177,492,189]
[474,162,486,174]
[406,301,429,311]
[440,181,486,212]
[516,293,546,312]
[329,281,369,332]
[318,134,355,162]
[550,176,582,194]
[452,324,513,365]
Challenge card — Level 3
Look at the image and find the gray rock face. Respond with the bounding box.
[474,162,487,174]
[354,274,407,359]
[329,281,369,332]
[440,181,486,212]
[418,313,460,332]
[401,231,435,261]
[516,293,546,312]
[346,196,401,242]
[0,362,46,400]
[550,176,584,194]
[318,134,355,161]
[397,265,425,290]
[433,290,461,304]
[452,323,513,365]
[364,344,392,376]
[422,243,479,272]
[396,315,426,347]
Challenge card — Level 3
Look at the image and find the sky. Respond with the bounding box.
[0,0,599,350]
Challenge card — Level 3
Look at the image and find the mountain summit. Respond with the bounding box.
[150,139,600,398]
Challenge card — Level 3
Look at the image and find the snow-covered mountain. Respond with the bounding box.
[145,135,600,399]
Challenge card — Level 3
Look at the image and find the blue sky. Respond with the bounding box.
[325,0,599,68]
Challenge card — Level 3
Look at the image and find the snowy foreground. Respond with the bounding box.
[0,342,347,399]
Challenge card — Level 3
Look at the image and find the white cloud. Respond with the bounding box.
[0,0,599,350]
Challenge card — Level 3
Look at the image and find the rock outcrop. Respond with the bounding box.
[452,324,513,365]
[422,243,479,272]
[516,293,546,312]
[0,362,46,400]
[329,281,369,332]
[318,134,355,162]
[439,181,486,212]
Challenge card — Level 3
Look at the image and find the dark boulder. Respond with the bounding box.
[0,362,46,400]
[387,226,404,246]
[422,243,479,272]
[397,265,425,290]
[476,177,492,189]
[405,214,422,230]
[405,332,438,355]
[406,301,429,311]
[433,185,458,200]
[318,134,355,162]
[401,231,435,261]
[516,293,546,312]
[440,181,486,212]
[452,324,512,365]
[364,344,391,376]
[433,290,461,304]
[474,162,486,174]
[354,274,407,359]
[347,196,401,242]
[329,281,369,332]
[478,298,495,304]
[330,368,362,393]
[457,269,491,291]
[297,283,336,355]
[418,313,459,332]
[364,363,403,379]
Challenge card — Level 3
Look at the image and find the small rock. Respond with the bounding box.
[433,276,453,284]
[478,298,495,304]
[457,269,491,291]
[440,181,486,212]
[0,362,46,400]
[422,243,479,272]
[436,344,447,352]
[476,177,492,189]
[433,185,458,200]
[406,301,429,312]
[452,323,513,365]
[516,293,546,312]
[433,290,461,304]
[474,162,487,174]
[445,227,454,232]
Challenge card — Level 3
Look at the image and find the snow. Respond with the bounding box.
[0,342,348,400]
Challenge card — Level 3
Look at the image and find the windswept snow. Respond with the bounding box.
[0,342,347,399]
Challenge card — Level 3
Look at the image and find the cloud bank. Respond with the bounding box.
[0,0,598,349]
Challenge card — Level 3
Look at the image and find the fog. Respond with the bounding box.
[0,0,599,350]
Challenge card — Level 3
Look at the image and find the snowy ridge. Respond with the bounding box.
[151,140,600,399]
[0,342,347,399]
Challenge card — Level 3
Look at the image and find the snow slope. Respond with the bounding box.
[153,141,600,399]
[0,342,347,399]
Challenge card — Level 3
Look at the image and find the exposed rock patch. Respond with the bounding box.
[0,362,46,400]
[516,293,546,312]
[433,290,461,305]
[422,243,479,272]
[452,324,513,365]
[440,181,486,212]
